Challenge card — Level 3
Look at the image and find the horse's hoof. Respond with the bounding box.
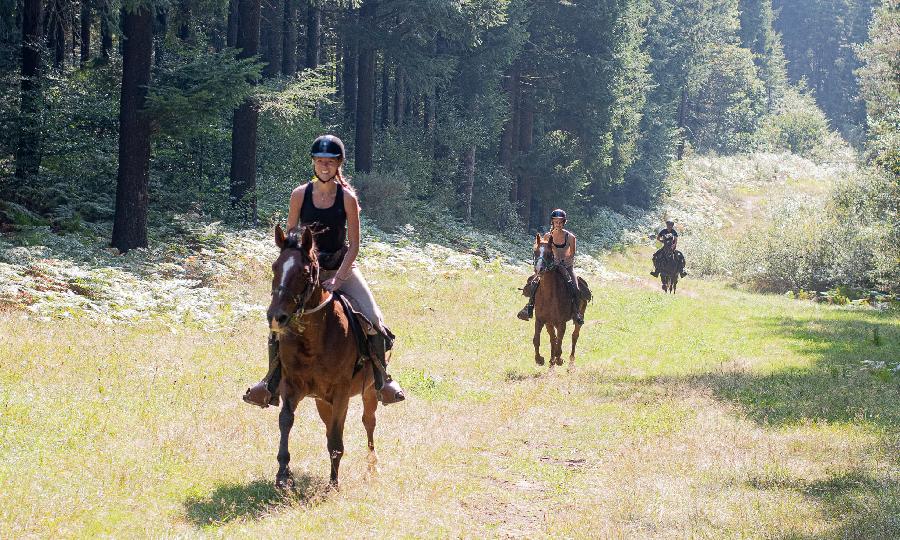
[275,470,295,490]
[535,356,545,366]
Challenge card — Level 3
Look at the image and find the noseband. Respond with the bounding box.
[272,251,333,329]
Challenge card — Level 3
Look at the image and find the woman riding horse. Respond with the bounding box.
[243,135,405,408]
[517,209,584,326]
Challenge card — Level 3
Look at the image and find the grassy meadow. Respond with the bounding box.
[1,245,897,538]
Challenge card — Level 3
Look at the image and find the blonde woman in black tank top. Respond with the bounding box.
[243,135,405,408]
[517,209,584,326]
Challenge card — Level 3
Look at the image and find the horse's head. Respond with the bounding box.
[532,233,554,274]
[268,224,320,332]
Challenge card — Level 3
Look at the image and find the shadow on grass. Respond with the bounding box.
[750,469,900,539]
[184,475,329,527]
[693,314,899,427]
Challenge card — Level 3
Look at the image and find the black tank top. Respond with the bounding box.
[300,183,347,253]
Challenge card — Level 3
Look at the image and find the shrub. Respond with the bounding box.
[756,87,833,159]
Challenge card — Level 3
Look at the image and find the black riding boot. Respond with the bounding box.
[563,268,584,325]
[517,299,535,321]
[368,333,405,405]
[243,333,282,408]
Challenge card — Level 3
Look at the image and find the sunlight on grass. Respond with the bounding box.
[1,262,897,537]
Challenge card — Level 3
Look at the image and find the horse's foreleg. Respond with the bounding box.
[546,323,559,366]
[555,322,567,365]
[569,321,581,369]
[533,318,545,366]
[276,392,300,489]
[361,385,379,472]
[326,393,351,486]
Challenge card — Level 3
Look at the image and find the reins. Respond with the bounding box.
[272,250,334,332]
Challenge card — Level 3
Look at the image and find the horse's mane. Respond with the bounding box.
[284,225,321,261]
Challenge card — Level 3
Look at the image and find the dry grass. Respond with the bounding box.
[1,259,898,538]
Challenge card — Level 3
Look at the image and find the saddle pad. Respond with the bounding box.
[334,291,370,375]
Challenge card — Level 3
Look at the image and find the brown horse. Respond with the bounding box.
[267,224,379,488]
[530,234,588,369]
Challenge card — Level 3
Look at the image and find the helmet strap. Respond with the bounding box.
[314,171,337,183]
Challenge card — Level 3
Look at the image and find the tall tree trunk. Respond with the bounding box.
[229,0,261,222]
[353,0,375,173]
[499,68,518,170]
[304,0,320,68]
[9,0,44,203]
[282,0,297,75]
[177,0,192,42]
[111,5,153,252]
[48,0,66,68]
[462,145,475,223]
[261,0,283,77]
[100,0,112,59]
[516,93,534,228]
[226,0,239,47]
[379,58,389,129]
[393,66,404,125]
[79,0,91,64]
[341,7,357,118]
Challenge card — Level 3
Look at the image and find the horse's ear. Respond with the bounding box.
[275,224,286,249]
[300,226,315,258]
[534,233,542,245]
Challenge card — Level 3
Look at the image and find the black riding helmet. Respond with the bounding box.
[550,209,567,222]
[665,219,674,227]
[310,135,345,159]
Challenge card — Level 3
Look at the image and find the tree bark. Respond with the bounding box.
[304,0,320,68]
[282,0,297,75]
[353,0,376,173]
[261,0,283,77]
[100,0,112,59]
[111,5,153,252]
[229,0,261,222]
[341,7,358,118]
[177,0,192,42]
[79,0,91,64]
[10,0,44,201]
[227,0,239,47]
[379,58,389,129]
[393,65,405,125]
[462,145,475,223]
[48,0,66,69]
[516,92,534,228]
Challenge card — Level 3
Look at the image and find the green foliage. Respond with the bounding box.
[855,0,900,177]
[147,47,262,139]
[756,86,833,158]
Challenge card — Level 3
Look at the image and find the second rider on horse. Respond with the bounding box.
[517,209,584,326]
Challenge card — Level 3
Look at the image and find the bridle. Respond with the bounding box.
[271,250,333,331]
[533,242,557,274]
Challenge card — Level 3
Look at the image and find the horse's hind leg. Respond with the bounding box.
[276,390,301,490]
[533,318,545,366]
[361,386,379,473]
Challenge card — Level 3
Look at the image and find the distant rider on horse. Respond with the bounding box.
[517,209,584,326]
[650,219,687,278]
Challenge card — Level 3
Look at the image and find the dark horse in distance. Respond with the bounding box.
[267,224,380,488]
[528,234,591,369]
[655,232,680,293]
